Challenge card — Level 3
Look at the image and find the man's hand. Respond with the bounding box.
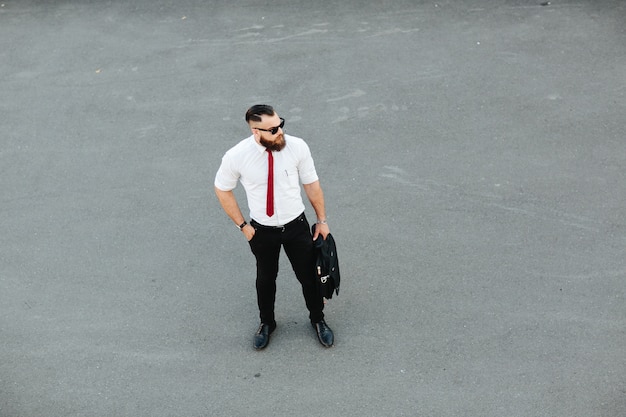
[313,222,330,241]
[242,224,256,241]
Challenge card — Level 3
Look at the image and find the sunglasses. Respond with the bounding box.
[255,118,285,135]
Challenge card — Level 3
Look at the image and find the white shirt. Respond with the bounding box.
[215,134,319,226]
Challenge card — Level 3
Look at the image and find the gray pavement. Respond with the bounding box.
[1,1,625,416]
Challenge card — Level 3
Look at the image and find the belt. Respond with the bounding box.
[251,213,305,231]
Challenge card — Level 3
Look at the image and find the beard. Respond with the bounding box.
[259,133,286,152]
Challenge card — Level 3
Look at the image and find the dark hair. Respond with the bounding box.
[245,104,275,123]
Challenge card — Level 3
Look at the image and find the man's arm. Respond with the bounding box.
[302,180,330,240]
[214,187,255,240]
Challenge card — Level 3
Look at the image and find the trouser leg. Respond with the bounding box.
[248,229,281,324]
[282,215,324,323]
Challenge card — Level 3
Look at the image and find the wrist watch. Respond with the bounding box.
[238,221,247,230]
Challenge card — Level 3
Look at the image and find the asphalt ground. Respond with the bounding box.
[1,1,625,416]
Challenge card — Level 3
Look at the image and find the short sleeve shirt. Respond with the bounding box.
[215,134,319,226]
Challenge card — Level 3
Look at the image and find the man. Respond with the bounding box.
[214,104,334,350]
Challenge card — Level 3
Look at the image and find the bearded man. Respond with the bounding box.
[214,104,334,350]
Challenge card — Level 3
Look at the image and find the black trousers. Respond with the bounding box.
[249,213,324,324]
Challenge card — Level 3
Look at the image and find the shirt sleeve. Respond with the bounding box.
[214,153,239,191]
[297,140,319,185]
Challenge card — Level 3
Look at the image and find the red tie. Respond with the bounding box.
[266,149,274,217]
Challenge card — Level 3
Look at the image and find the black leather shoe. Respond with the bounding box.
[312,320,334,347]
[253,322,276,350]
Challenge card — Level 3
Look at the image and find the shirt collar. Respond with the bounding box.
[250,135,268,154]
